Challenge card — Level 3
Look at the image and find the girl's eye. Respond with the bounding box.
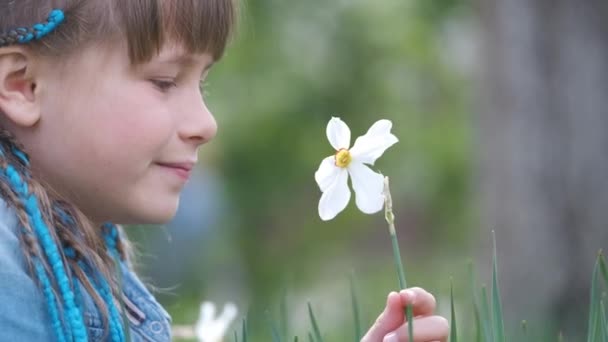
[150,79,177,92]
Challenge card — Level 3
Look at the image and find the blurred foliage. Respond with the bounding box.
[132,0,476,340]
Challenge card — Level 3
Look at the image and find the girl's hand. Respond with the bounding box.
[361,287,449,342]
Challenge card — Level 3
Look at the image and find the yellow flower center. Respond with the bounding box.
[335,149,352,168]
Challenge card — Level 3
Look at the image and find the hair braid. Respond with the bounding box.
[0,149,88,341]
[60,219,126,342]
[0,159,68,340]
[0,9,64,48]
[0,132,131,341]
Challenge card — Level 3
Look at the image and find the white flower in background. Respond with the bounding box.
[195,301,238,342]
[314,117,398,221]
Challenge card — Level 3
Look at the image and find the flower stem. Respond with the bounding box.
[384,177,414,342]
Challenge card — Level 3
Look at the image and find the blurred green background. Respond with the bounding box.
[127,0,608,340]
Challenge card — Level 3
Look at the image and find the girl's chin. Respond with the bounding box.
[120,199,180,225]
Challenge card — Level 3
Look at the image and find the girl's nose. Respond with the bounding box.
[178,93,217,146]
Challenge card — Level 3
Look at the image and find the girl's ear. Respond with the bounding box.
[0,47,41,127]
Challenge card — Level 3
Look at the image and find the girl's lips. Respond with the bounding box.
[156,162,195,181]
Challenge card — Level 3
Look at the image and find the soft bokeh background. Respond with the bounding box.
[126,0,608,340]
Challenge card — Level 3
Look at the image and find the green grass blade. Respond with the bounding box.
[450,278,458,342]
[468,261,484,342]
[349,271,362,342]
[293,336,299,342]
[587,254,601,342]
[308,302,324,342]
[491,231,505,342]
[480,285,493,340]
[599,250,608,287]
[520,320,528,342]
[588,255,601,342]
[600,300,607,342]
[307,331,315,342]
[266,310,283,342]
[281,287,289,341]
[242,317,248,342]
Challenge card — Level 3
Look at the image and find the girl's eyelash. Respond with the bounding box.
[150,79,177,92]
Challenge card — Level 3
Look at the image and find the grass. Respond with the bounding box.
[226,248,608,342]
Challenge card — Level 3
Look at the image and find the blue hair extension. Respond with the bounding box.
[30,9,65,41]
[0,143,126,341]
[100,223,127,341]
[21,178,87,341]
[62,247,82,313]
[33,259,68,342]
[0,9,65,47]
[10,147,29,166]
[3,149,67,340]
[0,150,87,341]
[87,265,125,342]
[62,217,125,342]
[103,223,120,258]
[64,246,125,342]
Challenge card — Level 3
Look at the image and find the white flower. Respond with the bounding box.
[314,117,398,221]
[195,301,238,342]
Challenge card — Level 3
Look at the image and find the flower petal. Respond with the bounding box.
[318,168,351,221]
[314,156,339,191]
[349,119,398,165]
[326,117,351,150]
[197,301,216,327]
[348,162,385,214]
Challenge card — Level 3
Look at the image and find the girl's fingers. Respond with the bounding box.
[361,292,406,342]
[362,287,444,342]
[399,287,437,318]
[382,316,450,342]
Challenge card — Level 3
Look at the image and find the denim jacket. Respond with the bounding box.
[0,200,172,341]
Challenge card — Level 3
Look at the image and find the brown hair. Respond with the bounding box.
[0,0,237,337]
[2,0,236,61]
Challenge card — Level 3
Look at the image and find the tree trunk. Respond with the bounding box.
[476,0,608,338]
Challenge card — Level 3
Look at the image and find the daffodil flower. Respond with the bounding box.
[194,301,238,342]
[314,117,398,221]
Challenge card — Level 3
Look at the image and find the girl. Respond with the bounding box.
[0,1,448,341]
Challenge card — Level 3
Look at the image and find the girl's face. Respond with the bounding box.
[20,40,217,224]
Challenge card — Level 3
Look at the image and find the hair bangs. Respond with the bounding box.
[115,0,237,64]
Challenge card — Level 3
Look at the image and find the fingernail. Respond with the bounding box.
[383,332,398,342]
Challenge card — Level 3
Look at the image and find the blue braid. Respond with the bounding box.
[0,143,128,342]
[62,247,81,313]
[21,180,87,341]
[29,9,65,41]
[0,9,65,47]
[4,151,67,340]
[100,223,127,342]
[87,264,125,342]
[63,220,126,342]
[33,255,68,342]
[0,150,87,341]
[11,147,29,166]
[64,249,125,342]
[103,223,120,258]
